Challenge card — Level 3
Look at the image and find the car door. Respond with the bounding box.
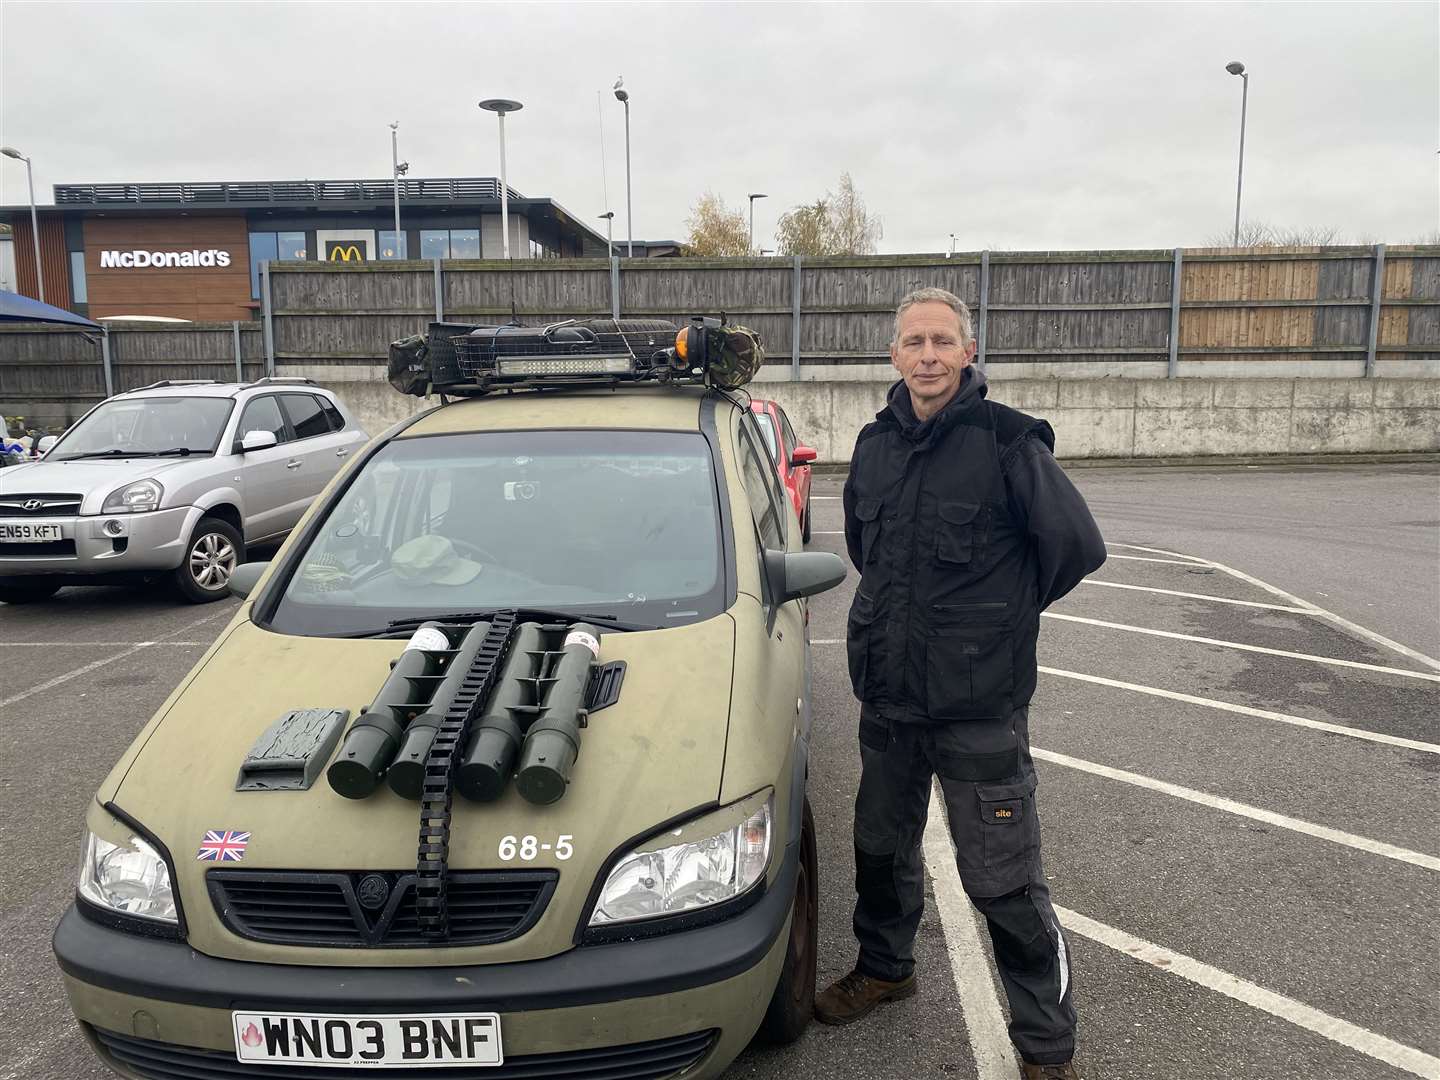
[233,394,294,542]
[278,394,353,517]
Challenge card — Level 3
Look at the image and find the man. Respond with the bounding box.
[817,288,1106,1080]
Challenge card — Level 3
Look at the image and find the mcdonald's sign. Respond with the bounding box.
[326,242,365,263]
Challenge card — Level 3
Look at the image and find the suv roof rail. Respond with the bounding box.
[248,376,318,387]
[126,380,223,392]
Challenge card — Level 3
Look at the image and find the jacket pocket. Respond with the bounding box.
[935,500,981,565]
[854,497,883,566]
[977,774,1039,869]
[925,615,1014,720]
[846,589,884,701]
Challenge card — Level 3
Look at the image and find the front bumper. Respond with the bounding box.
[54,841,798,1079]
[0,506,195,578]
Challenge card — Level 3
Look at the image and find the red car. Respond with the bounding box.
[750,398,818,542]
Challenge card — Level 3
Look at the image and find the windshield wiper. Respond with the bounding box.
[59,447,196,460]
[371,607,658,637]
[149,447,195,457]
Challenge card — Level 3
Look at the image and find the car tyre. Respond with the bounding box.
[801,495,812,544]
[173,517,243,604]
[757,798,818,1044]
[0,579,61,604]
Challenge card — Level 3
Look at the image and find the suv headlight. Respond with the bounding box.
[102,478,163,514]
[589,792,772,927]
[78,829,177,927]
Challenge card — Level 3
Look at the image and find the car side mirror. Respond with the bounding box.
[764,550,847,604]
[36,435,58,455]
[228,561,269,599]
[240,430,278,453]
[790,446,817,467]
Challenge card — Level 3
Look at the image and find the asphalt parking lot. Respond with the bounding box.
[1,462,1436,1080]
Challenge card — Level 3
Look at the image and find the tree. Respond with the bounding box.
[774,174,883,257]
[683,193,751,257]
[1207,220,1343,248]
[775,200,833,257]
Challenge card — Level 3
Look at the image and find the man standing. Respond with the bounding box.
[816,288,1106,1079]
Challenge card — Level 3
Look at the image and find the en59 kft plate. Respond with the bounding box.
[233,1011,502,1068]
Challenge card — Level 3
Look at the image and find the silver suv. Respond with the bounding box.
[0,379,368,604]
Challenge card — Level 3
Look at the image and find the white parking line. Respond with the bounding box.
[1056,906,1440,1079]
[1041,611,1440,682]
[1031,747,1440,871]
[1038,665,1440,755]
[1102,554,1210,566]
[811,495,842,500]
[923,786,1020,1080]
[1077,579,1314,613]
[812,530,846,536]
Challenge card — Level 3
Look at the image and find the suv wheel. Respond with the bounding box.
[174,517,242,604]
[0,579,61,605]
[757,799,818,1044]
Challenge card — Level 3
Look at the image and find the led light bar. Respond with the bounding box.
[495,355,635,377]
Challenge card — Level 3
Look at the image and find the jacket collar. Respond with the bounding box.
[877,366,988,446]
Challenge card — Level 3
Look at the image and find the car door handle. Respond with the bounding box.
[335,449,348,458]
[286,460,302,470]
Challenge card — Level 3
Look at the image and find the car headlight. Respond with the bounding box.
[589,792,772,927]
[77,829,177,926]
[102,478,163,514]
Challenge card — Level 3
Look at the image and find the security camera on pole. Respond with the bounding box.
[479,98,524,259]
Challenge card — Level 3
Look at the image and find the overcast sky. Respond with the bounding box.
[2,1,1435,252]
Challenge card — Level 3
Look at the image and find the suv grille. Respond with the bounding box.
[92,1027,718,1079]
[0,493,83,517]
[207,869,557,948]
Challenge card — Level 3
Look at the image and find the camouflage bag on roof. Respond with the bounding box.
[704,324,764,389]
[388,334,430,397]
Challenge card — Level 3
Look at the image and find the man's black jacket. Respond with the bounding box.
[842,369,1106,724]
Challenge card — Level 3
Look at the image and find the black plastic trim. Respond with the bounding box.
[53,840,799,1013]
[699,392,740,612]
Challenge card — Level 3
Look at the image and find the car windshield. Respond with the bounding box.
[267,429,727,636]
[51,397,234,459]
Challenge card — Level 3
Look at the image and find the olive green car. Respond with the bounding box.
[53,385,846,1079]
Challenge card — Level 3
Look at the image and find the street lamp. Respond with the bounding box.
[1,146,43,302]
[389,123,409,258]
[1225,60,1249,247]
[598,211,615,258]
[613,78,632,257]
[479,98,524,259]
[748,193,767,254]
[948,233,957,258]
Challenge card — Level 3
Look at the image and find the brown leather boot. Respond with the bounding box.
[814,969,917,1025]
[1021,1063,1079,1079]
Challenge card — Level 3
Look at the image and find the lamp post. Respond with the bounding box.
[388,122,409,258]
[1,146,43,302]
[598,211,615,258]
[1225,61,1249,247]
[748,193,767,254]
[479,98,524,259]
[948,233,957,258]
[614,79,632,257]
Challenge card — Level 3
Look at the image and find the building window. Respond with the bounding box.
[420,229,481,260]
[248,232,279,299]
[70,252,88,304]
[450,229,480,258]
[420,230,450,260]
[378,231,407,260]
[278,232,307,261]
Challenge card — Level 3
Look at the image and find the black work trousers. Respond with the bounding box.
[851,705,1076,1066]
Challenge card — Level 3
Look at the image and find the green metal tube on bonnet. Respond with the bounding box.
[386,621,493,800]
[326,624,451,799]
[515,624,601,806]
[457,622,548,803]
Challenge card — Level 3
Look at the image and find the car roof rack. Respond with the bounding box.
[125,380,222,392]
[247,376,318,387]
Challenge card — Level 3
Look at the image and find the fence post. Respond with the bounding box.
[261,260,275,377]
[100,327,114,398]
[610,256,621,321]
[790,254,803,380]
[232,320,242,382]
[977,250,990,369]
[433,258,444,323]
[1364,243,1386,378]
[1167,247,1184,378]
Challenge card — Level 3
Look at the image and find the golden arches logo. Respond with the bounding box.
[328,244,364,263]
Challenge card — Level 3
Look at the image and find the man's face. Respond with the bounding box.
[890,302,977,416]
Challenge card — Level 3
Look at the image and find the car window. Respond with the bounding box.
[238,396,288,445]
[739,419,784,551]
[47,396,234,459]
[268,429,726,636]
[779,409,800,457]
[319,398,345,432]
[753,410,780,462]
[281,394,330,440]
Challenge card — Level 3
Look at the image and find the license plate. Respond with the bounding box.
[0,523,62,542]
[233,1011,503,1068]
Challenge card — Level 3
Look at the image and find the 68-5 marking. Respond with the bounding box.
[498,835,573,862]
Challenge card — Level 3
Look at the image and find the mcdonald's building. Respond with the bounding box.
[0,177,613,322]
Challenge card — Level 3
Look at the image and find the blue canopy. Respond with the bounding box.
[0,290,101,328]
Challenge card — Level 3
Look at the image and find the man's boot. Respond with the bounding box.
[814,969,916,1025]
[1021,1063,1079,1079]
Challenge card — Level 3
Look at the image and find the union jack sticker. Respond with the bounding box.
[196,830,251,862]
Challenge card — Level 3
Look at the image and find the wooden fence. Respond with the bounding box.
[4,246,1436,428]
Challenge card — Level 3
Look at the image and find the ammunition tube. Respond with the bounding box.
[515,624,600,805]
[383,621,493,800]
[326,644,443,799]
[457,623,547,803]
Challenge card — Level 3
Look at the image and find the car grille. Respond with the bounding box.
[208,869,558,948]
[0,540,76,557]
[92,1027,718,1079]
[0,492,82,517]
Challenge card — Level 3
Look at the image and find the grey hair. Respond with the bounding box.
[892,287,974,346]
